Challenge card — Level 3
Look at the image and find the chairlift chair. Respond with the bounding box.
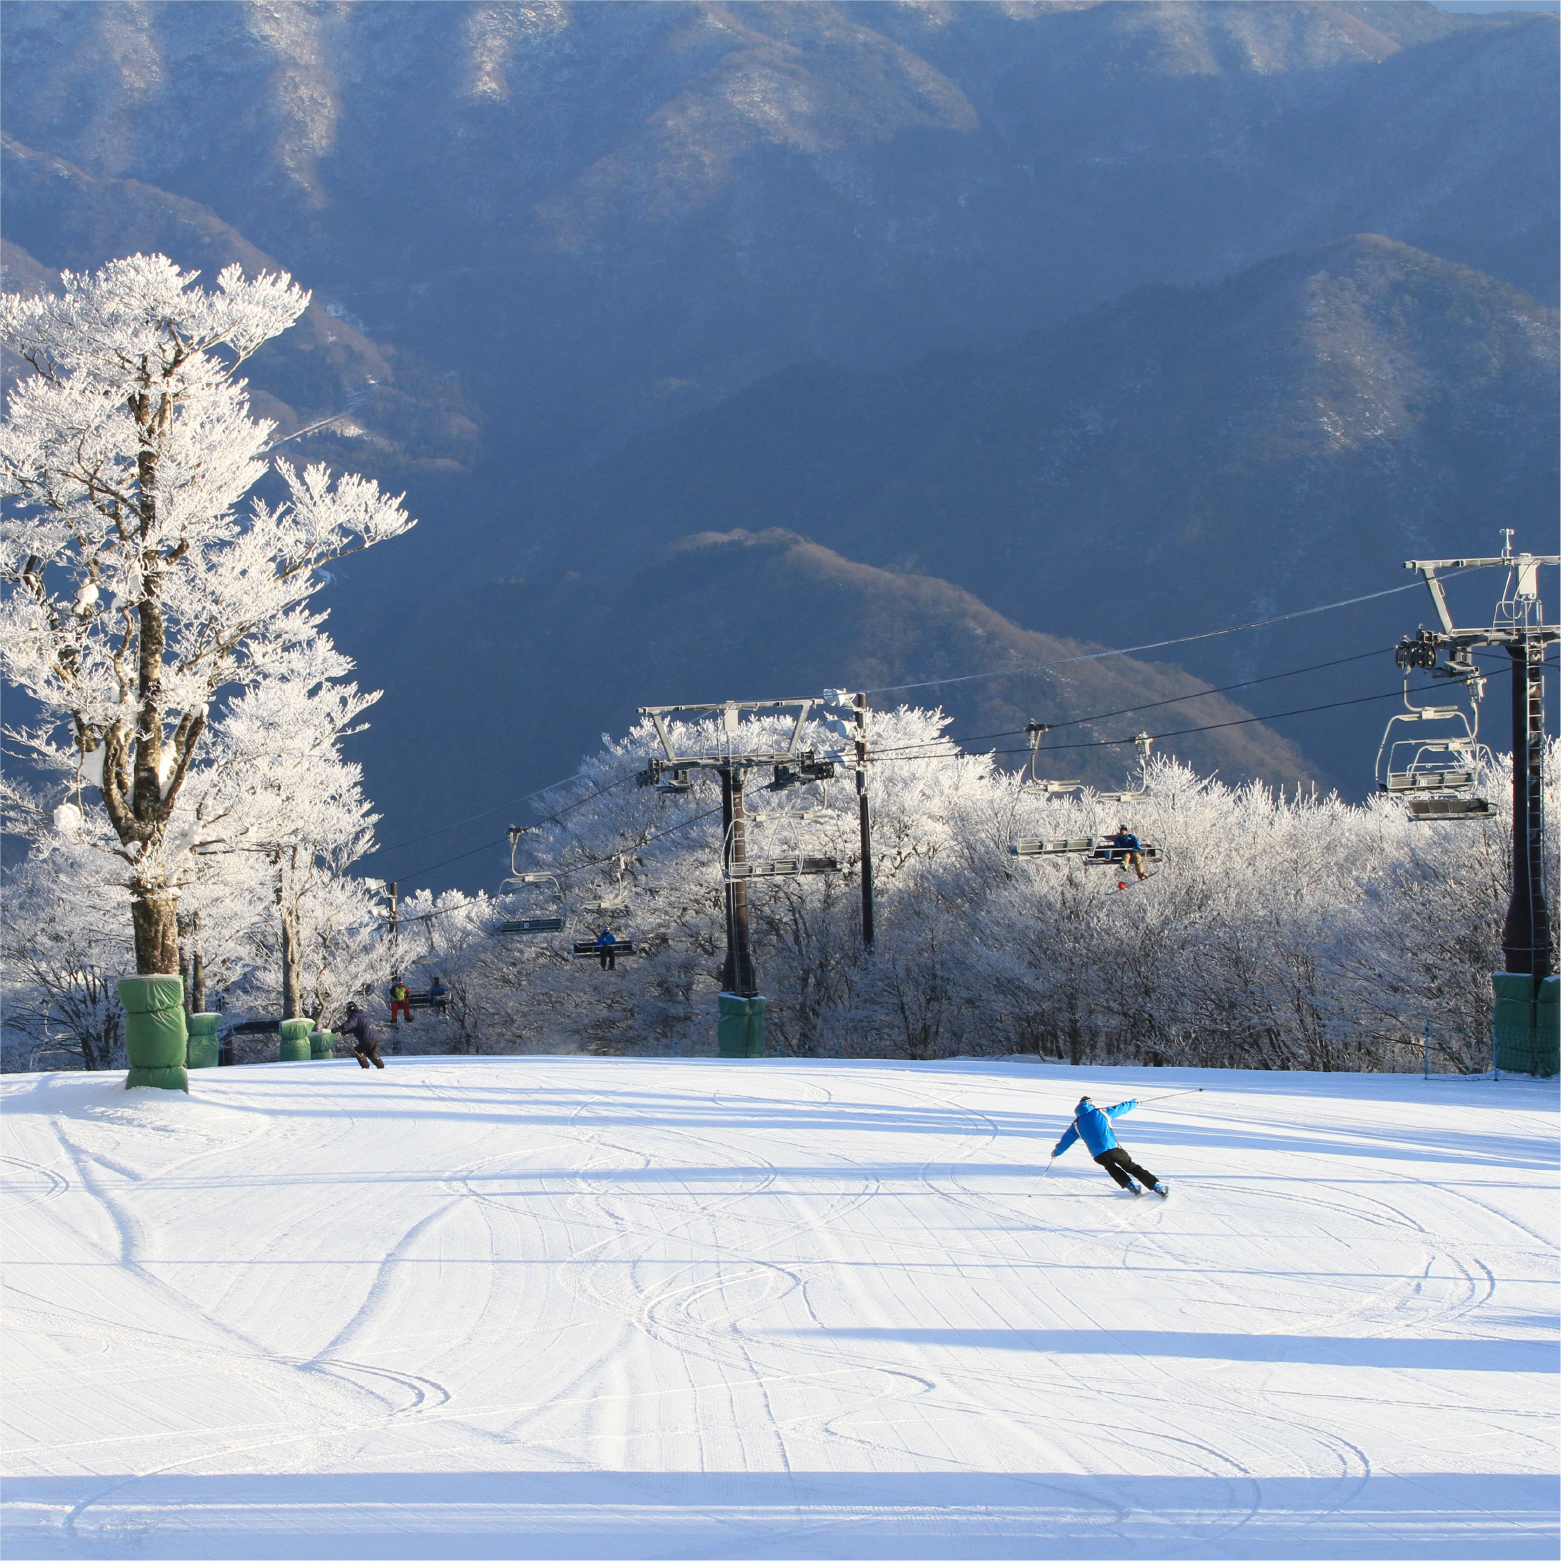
[495,916,566,936]
[1375,676,1493,822]
[1021,726,1155,801]
[1010,836,1164,866]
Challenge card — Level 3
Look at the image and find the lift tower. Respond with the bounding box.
[638,699,839,1055]
[1399,536,1559,978]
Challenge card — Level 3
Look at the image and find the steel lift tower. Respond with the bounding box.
[1398,534,1559,1072]
[638,699,840,1056]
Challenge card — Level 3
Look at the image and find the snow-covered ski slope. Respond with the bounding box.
[2,1057,1556,1561]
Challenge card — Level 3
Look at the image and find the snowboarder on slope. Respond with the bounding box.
[1052,1096,1167,1196]
[339,1003,386,1069]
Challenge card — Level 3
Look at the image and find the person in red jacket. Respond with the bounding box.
[388,977,413,1024]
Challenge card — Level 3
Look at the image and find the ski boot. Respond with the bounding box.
[1153,1182,1169,1198]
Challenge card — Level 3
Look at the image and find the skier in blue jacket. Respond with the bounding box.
[1052,1096,1167,1197]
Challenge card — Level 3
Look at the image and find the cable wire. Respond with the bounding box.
[869,644,1394,757]
[860,576,1463,698]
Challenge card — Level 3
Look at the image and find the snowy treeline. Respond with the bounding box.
[378,709,1545,1075]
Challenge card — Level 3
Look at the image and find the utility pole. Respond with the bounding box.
[719,761,757,994]
[1506,631,1552,977]
[638,698,841,1054]
[823,690,875,946]
[855,692,875,947]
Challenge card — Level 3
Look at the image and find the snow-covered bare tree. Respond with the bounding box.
[184,637,384,1018]
[1,837,131,1071]
[0,254,413,973]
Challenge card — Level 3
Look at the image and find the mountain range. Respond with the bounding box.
[2,1,1556,890]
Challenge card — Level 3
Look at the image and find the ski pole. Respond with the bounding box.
[1137,1088,1204,1106]
[1027,1156,1056,1196]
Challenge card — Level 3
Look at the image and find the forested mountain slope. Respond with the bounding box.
[2,2,1555,885]
[552,236,1559,670]
[3,1,1553,457]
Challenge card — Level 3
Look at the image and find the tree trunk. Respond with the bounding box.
[190,937,206,1017]
[132,889,180,975]
[281,906,302,1020]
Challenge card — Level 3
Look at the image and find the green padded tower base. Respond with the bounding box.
[278,1018,313,1062]
[717,993,767,1058]
[119,975,189,1091]
[186,1012,221,1070]
[126,1065,189,1091]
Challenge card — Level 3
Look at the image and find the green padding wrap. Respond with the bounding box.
[717,993,766,1058]
[186,1012,221,1069]
[309,1030,335,1059]
[1492,973,1560,1077]
[118,976,188,1091]
[278,1019,313,1062]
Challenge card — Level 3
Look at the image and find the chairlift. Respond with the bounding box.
[1010,835,1164,867]
[572,935,641,967]
[1021,727,1155,801]
[1375,669,1493,821]
[497,827,567,931]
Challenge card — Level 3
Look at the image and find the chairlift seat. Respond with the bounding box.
[496,917,566,935]
[572,940,639,959]
[1385,770,1476,794]
[727,856,839,879]
[1407,797,1493,821]
[1011,836,1161,863]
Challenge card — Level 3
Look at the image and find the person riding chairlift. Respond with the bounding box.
[1100,822,1148,881]
[596,926,618,971]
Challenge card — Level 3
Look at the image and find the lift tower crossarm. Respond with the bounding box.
[1403,555,1560,642]
[639,700,818,766]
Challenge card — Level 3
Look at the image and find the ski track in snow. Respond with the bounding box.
[1,1058,1555,1560]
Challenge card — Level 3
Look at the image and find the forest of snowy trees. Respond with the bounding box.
[369,711,1544,1077]
[0,256,1545,1078]
[7,697,1544,1076]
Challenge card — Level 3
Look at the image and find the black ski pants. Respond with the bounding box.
[1094,1146,1159,1191]
[354,1043,384,1070]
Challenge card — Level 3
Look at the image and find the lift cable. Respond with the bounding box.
[859,574,1471,698]
[867,677,1529,766]
[868,644,1396,758]
[397,806,723,920]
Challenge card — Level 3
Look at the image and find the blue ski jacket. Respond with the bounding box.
[1053,1099,1137,1158]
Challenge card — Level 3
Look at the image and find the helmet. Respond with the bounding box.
[345,1001,360,1015]
[1078,1096,1092,1107]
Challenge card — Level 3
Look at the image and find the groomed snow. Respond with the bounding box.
[2,1057,1556,1560]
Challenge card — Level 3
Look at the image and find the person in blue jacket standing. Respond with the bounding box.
[1053,1096,1168,1197]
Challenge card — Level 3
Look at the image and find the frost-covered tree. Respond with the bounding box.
[184,638,384,1017]
[0,254,413,973]
[0,843,130,1071]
